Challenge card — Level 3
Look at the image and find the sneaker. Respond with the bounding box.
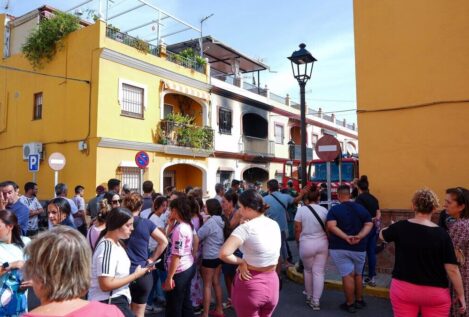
[367,277,377,287]
[355,299,367,309]
[145,305,163,313]
[311,303,320,311]
[222,298,232,309]
[193,306,203,315]
[340,302,357,313]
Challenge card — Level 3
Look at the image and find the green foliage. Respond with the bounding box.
[130,38,150,54]
[174,48,207,68]
[157,113,213,150]
[22,12,80,69]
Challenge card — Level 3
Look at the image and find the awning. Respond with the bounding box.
[162,80,210,101]
[119,160,138,168]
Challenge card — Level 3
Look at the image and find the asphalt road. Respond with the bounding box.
[146,276,393,317]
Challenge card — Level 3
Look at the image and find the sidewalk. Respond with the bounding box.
[286,258,391,299]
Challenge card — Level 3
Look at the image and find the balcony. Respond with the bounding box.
[293,145,314,161]
[106,27,159,56]
[240,136,274,157]
[158,119,214,150]
[105,27,205,74]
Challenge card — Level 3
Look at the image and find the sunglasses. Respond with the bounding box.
[112,199,122,204]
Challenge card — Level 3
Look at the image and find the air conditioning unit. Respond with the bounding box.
[22,142,43,160]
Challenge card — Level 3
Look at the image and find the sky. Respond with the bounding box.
[3,0,357,123]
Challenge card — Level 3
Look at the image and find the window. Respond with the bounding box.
[219,108,232,134]
[216,170,233,189]
[119,167,141,192]
[312,134,319,148]
[121,83,144,118]
[33,92,43,120]
[164,104,174,118]
[274,124,284,144]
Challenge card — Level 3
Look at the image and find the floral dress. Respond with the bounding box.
[448,218,469,317]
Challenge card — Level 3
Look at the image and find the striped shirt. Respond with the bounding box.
[88,238,131,303]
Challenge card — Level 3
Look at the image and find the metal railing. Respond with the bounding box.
[158,119,214,150]
[106,27,159,56]
[166,51,205,73]
[293,145,314,161]
[240,136,274,156]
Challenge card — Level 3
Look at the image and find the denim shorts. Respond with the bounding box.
[329,249,366,277]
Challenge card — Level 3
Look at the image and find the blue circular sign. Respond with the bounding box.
[135,151,150,169]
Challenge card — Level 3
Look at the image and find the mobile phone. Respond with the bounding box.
[145,259,161,268]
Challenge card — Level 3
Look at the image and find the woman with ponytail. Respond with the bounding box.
[87,199,111,250]
[0,209,31,316]
[163,196,197,317]
[88,207,151,317]
[219,189,281,317]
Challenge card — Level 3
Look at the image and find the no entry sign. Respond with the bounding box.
[315,135,341,161]
[135,151,150,169]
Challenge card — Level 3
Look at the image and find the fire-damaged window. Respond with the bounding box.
[219,108,232,134]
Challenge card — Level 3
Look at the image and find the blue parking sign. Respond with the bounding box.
[28,154,40,172]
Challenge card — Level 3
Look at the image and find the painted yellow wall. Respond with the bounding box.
[164,94,203,126]
[354,0,469,208]
[166,164,202,191]
[0,17,101,200]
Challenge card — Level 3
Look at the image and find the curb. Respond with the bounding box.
[286,267,389,299]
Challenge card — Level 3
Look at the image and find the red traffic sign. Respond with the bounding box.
[135,151,150,169]
[48,152,66,171]
[315,135,341,161]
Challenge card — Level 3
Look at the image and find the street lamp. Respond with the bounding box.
[288,43,317,188]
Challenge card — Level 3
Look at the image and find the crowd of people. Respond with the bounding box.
[0,176,467,317]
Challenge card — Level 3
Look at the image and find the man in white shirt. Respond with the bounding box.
[19,182,43,236]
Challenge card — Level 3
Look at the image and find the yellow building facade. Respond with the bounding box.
[354,0,469,208]
[0,8,211,200]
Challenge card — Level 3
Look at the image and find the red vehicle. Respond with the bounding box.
[282,157,359,198]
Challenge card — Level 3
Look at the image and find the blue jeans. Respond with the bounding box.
[364,228,377,278]
[147,269,167,305]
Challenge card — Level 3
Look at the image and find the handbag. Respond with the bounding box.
[0,269,27,315]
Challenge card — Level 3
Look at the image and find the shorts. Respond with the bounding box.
[202,258,222,268]
[129,271,153,304]
[329,249,366,277]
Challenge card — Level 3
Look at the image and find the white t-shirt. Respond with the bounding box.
[89,238,131,303]
[231,215,280,267]
[0,237,30,264]
[141,208,165,251]
[72,195,85,227]
[294,204,328,242]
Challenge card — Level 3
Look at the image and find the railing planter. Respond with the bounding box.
[158,119,214,150]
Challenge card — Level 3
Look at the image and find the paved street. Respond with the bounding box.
[146,276,393,317]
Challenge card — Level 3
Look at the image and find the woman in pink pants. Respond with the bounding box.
[219,189,281,317]
[380,188,466,317]
[294,185,328,310]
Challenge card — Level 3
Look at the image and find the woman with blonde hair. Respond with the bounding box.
[380,188,466,316]
[22,226,123,316]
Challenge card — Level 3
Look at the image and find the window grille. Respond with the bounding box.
[121,83,144,118]
[33,92,43,120]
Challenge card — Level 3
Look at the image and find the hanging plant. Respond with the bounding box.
[22,12,80,69]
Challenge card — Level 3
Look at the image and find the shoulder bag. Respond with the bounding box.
[305,205,326,233]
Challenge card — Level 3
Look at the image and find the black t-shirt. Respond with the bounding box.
[355,192,379,218]
[382,220,458,288]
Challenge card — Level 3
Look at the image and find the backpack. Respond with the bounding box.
[0,269,27,316]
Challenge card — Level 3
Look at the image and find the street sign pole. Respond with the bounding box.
[54,171,59,196]
[32,172,36,183]
[326,162,332,210]
[140,169,144,195]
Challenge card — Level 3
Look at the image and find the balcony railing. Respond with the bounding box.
[293,145,314,161]
[106,27,159,56]
[240,136,274,156]
[166,51,205,73]
[158,119,214,150]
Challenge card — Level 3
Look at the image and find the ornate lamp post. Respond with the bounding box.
[288,43,317,187]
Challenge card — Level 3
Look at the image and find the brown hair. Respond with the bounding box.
[123,192,143,212]
[446,187,469,219]
[0,209,24,248]
[412,188,439,214]
[24,226,91,301]
[305,183,320,203]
